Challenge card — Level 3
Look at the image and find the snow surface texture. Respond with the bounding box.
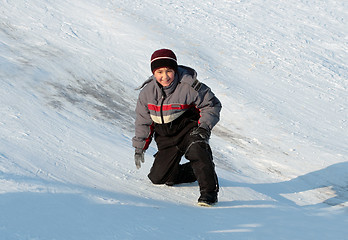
[1,0,347,239]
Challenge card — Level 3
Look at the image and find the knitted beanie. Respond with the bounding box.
[150,49,178,73]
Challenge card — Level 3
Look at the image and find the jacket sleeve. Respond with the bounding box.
[132,90,154,151]
[194,83,222,131]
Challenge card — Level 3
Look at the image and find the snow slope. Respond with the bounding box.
[0,0,347,239]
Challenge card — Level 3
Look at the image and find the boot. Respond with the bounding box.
[198,191,218,207]
[165,162,197,186]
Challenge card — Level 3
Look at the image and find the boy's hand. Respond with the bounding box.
[134,148,145,169]
[190,127,211,140]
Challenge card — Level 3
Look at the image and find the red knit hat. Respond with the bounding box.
[150,49,178,73]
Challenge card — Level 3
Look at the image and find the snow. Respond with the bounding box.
[0,0,347,239]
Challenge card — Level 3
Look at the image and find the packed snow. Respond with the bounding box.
[0,0,347,239]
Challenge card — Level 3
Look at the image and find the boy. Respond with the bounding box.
[132,49,222,206]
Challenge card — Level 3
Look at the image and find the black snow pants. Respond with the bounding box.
[148,125,219,196]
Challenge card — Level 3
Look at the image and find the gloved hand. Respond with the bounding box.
[190,127,211,140]
[134,148,145,169]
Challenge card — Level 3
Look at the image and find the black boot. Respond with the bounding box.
[176,162,197,184]
[198,191,218,207]
[165,162,197,186]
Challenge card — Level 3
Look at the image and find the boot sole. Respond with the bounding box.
[197,201,217,207]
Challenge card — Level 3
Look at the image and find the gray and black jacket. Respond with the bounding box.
[132,65,221,151]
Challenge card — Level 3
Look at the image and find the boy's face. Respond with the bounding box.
[154,67,175,87]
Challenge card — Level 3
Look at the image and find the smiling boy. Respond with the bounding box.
[132,49,222,206]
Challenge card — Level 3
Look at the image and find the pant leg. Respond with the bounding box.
[184,138,219,195]
[148,146,182,185]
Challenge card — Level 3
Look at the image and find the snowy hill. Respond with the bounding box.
[1,0,347,239]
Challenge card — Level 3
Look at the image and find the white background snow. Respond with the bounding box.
[1,0,347,239]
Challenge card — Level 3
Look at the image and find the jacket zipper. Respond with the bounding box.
[160,95,166,124]
[160,87,166,124]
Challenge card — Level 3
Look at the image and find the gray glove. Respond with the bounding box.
[134,148,145,169]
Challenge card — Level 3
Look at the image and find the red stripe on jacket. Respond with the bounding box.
[148,103,194,112]
[143,122,154,151]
